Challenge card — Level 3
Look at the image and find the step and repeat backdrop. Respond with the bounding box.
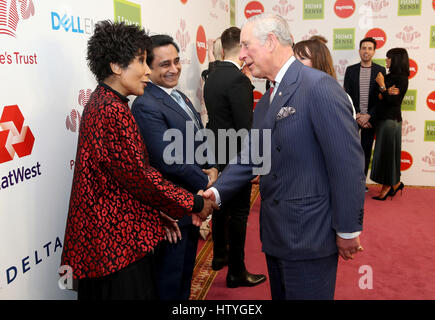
[0,0,229,299]
[236,0,435,187]
[0,0,434,300]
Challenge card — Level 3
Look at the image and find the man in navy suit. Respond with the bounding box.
[204,14,366,300]
[131,35,218,300]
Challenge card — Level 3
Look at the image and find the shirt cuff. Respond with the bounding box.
[209,187,222,207]
[336,231,361,239]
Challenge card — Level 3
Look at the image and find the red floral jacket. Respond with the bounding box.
[61,84,195,279]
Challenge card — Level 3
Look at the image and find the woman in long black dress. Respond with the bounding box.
[370,48,409,200]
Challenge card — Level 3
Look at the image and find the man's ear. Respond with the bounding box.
[110,62,122,75]
[266,33,277,51]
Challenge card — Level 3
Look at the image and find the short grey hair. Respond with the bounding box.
[244,13,293,47]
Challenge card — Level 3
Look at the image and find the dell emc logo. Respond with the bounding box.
[51,12,95,35]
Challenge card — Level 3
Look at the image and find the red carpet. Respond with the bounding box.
[202,185,435,300]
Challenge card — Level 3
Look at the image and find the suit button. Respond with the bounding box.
[273,199,279,204]
[276,146,281,152]
[273,174,277,179]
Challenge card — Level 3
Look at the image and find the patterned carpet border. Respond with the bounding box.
[190,184,260,300]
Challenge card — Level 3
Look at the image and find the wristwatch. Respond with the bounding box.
[380,86,386,91]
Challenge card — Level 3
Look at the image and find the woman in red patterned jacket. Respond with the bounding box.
[61,20,216,300]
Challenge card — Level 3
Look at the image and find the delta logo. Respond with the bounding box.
[0,0,35,37]
[196,25,206,64]
[365,28,387,49]
[0,104,34,164]
[180,0,188,4]
[245,1,264,19]
[427,91,435,111]
[334,0,355,18]
[401,151,413,171]
[433,0,435,10]
[408,58,418,79]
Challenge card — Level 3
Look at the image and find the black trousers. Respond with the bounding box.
[212,183,252,275]
[360,126,375,177]
[77,253,158,300]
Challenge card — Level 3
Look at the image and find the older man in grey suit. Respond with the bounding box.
[204,14,366,300]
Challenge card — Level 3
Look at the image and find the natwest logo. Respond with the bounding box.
[365,28,387,49]
[409,58,418,79]
[0,105,35,164]
[334,0,355,18]
[427,91,435,111]
[401,151,413,171]
[0,0,35,37]
[196,25,206,64]
[245,1,264,19]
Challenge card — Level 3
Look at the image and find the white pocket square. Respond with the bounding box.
[276,106,296,120]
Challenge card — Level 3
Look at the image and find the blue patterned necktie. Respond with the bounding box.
[170,90,201,130]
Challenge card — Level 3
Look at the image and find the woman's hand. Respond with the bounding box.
[388,85,399,95]
[160,212,181,243]
[375,72,385,88]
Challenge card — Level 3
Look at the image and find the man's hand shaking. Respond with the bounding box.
[191,190,219,226]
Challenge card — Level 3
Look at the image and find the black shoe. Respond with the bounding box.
[391,182,404,197]
[372,187,394,201]
[226,271,267,288]
[212,256,228,271]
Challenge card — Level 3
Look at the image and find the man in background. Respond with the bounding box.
[344,37,386,184]
[203,26,267,288]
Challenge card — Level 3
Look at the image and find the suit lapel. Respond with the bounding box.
[264,60,303,130]
[147,82,200,127]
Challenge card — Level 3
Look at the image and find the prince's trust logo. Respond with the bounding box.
[0,0,35,37]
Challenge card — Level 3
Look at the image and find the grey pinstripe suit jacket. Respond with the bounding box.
[212,59,365,261]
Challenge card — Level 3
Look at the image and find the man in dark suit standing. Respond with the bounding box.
[131,35,218,300]
[204,14,366,300]
[344,37,386,182]
[203,27,266,288]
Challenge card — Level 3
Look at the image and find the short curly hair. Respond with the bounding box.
[87,20,152,82]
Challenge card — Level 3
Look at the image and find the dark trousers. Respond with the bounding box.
[77,253,158,300]
[212,183,252,275]
[360,126,375,177]
[265,253,338,300]
[154,223,199,300]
